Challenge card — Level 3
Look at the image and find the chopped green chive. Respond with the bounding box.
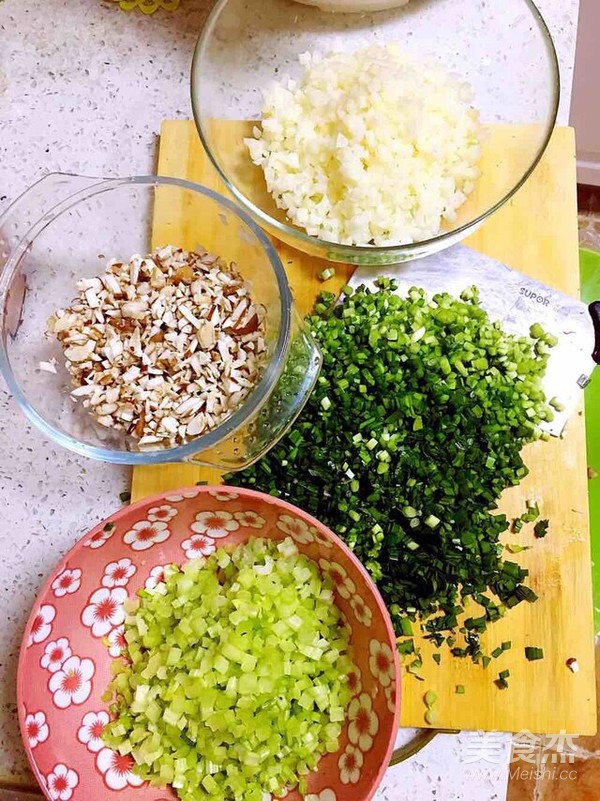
[525,646,544,661]
[119,491,131,503]
[534,519,549,539]
[424,690,438,708]
[225,280,553,660]
[400,618,413,636]
[455,684,465,694]
[506,544,531,554]
[318,267,336,282]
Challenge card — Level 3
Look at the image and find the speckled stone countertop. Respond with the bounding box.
[0,0,580,797]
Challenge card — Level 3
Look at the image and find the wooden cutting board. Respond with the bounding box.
[132,120,596,735]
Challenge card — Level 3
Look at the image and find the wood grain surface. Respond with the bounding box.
[132,120,596,735]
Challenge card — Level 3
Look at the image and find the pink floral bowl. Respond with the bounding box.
[18,486,400,801]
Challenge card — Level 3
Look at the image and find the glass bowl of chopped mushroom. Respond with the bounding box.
[192,0,559,265]
[0,173,321,467]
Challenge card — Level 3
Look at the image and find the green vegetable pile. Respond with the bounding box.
[228,280,555,661]
[103,538,354,801]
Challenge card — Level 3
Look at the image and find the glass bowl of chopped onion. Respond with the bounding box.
[191,0,559,265]
[0,173,320,466]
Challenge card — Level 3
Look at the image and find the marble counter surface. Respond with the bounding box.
[0,0,580,796]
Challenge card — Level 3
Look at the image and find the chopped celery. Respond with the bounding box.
[103,537,355,801]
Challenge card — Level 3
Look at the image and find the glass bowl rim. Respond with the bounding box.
[190,0,560,258]
[0,173,293,465]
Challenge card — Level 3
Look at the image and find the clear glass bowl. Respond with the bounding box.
[0,173,321,468]
[191,0,559,265]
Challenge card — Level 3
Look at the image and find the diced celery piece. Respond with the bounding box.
[102,537,356,801]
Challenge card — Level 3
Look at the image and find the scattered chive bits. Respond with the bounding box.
[534,519,549,539]
[520,500,540,524]
[455,684,465,695]
[495,669,510,689]
[318,267,336,282]
[424,690,438,707]
[102,537,355,801]
[423,689,439,725]
[505,544,530,554]
[525,646,545,661]
[228,280,555,660]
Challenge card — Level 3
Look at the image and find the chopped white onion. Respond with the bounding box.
[246,44,482,247]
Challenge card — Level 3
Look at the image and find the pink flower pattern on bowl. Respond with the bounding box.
[350,593,373,627]
[123,520,170,551]
[318,559,356,600]
[45,763,79,800]
[48,656,95,709]
[28,604,56,647]
[143,564,172,590]
[181,533,216,559]
[233,509,265,528]
[96,748,144,790]
[368,640,395,688]
[84,527,114,550]
[40,639,72,674]
[306,790,336,801]
[208,489,239,501]
[338,744,363,785]
[347,693,379,753]
[147,505,178,523]
[51,569,82,598]
[77,711,110,753]
[277,513,315,544]
[164,489,200,503]
[190,509,239,538]
[18,486,400,801]
[25,711,49,749]
[81,588,127,638]
[101,558,136,588]
[384,683,398,715]
[106,626,127,658]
